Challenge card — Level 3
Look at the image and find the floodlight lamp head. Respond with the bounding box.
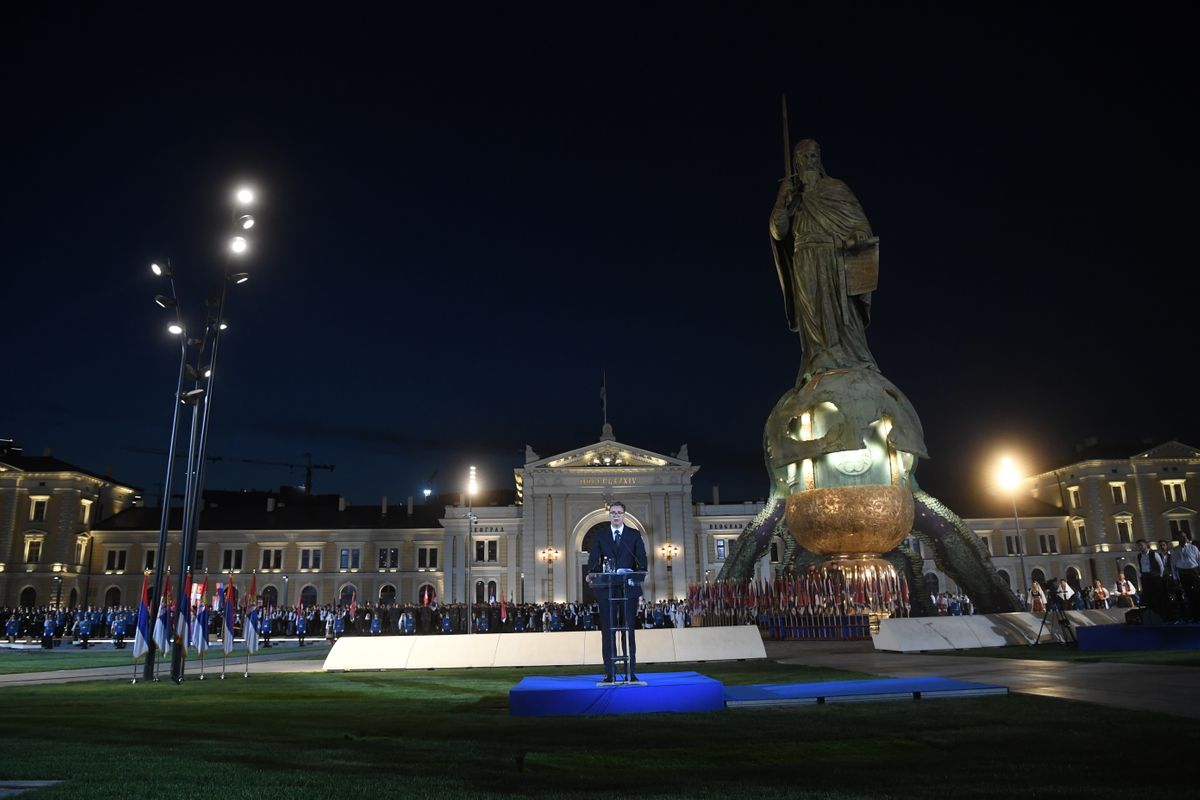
[181,388,206,404]
[229,236,248,255]
[167,323,185,336]
[232,272,250,285]
[154,294,176,309]
[238,214,255,230]
[150,262,172,278]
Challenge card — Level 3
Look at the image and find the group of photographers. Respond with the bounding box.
[1025,533,1200,622]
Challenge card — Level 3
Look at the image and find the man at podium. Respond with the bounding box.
[587,501,648,682]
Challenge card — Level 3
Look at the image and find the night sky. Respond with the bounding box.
[4,4,1198,510]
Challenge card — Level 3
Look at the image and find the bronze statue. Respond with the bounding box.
[719,136,1021,616]
[770,139,880,385]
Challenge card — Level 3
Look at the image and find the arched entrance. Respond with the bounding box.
[1065,567,1082,591]
[418,584,436,606]
[19,587,36,607]
[300,585,318,608]
[339,584,357,607]
[1031,568,1046,587]
[261,585,278,607]
[69,588,78,608]
[104,587,121,608]
[379,584,396,605]
[923,572,939,597]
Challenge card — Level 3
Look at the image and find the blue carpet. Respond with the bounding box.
[723,677,1008,707]
[1076,623,1200,651]
[509,671,726,717]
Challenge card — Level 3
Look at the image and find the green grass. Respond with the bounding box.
[0,643,329,675]
[932,643,1200,666]
[1,660,1197,798]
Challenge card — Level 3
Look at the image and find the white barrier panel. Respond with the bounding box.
[872,609,1128,652]
[323,626,766,671]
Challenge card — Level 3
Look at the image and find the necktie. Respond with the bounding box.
[614,530,621,545]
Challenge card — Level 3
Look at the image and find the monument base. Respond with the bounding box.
[872,609,1127,651]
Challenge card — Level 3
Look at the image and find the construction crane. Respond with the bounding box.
[122,448,335,495]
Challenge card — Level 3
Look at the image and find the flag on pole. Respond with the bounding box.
[191,573,209,653]
[153,583,173,654]
[175,569,193,646]
[349,590,357,620]
[132,574,151,661]
[244,573,259,654]
[222,576,236,656]
[245,606,260,655]
[500,593,507,623]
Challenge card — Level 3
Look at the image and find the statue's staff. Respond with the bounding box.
[781,94,791,180]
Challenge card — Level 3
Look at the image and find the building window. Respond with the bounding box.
[1110,483,1127,505]
[1163,480,1187,503]
[193,549,205,572]
[301,548,322,570]
[474,540,498,563]
[1005,535,1023,556]
[1071,519,1088,547]
[25,537,44,563]
[418,546,438,570]
[378,547,399,570]
[80,499,93,524]
[106,549,128,572]
[75,536,88,565]
[144,549,156,572]
[716,539,727,561]
[339,548,360,571]
[1067,486,1080,509]
[1168,518,1193,540]
[261,548,282,570]
[30,497,49,522]
[770,541,780,562]
[1115,517,1133,544]
[222,548,244,571]
[978,535,992,556]
[1039,534,1058,555]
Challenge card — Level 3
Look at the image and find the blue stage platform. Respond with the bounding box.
[510,671,726,717]
[1076,623,1200,651]
[723,677,1007,707]
[509,673,1008,716]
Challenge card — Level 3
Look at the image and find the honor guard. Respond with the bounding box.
[42,614,56,649]
[295,612,307,647]
[77,614,93,649]
[111,612,128,649]
[369,614,381,636]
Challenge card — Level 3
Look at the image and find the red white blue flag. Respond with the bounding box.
[132,574,151,661]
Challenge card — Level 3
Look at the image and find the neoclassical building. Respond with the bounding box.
[5,432,1194,610]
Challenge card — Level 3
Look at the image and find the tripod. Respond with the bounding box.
[1031,599,1076,647]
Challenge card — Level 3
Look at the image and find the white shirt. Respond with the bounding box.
[1173,542,1200,570]
[611,526,624,540]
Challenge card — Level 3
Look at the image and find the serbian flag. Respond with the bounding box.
[222,576,236,656]
[349,590,357,619]
[175,570,193,647]
[153,583,173,654]
[244,573,259,654]
[191,573,209,653]
[500,594,507,624]
[132,574,152,661]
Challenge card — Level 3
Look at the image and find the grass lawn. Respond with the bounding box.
[1,659,1197,799]
[0,643,329,675]
[932,643,1200,667]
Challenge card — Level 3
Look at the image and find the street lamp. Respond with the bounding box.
[145,184,260,685]
[659,543,680,600]
[466,466,478,634]
[997,454,1029,607]
[539,547,560,602]
[520,571,525,604]
[52,576,63,609]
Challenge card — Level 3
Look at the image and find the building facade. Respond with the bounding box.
[6,434,1195,610]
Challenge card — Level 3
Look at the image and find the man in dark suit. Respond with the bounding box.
[587,501,648,682]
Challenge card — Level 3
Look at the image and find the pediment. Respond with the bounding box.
[1133,441,1200,460]
[526,439,687,469]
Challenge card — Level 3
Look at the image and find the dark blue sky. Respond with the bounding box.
[4,3,1197,508]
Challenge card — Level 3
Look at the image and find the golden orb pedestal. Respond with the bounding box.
[786,485,915,626]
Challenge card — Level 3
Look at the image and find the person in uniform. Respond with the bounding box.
[295,610,308,647]
[77,614,93,649]
[42,614,56,649]
[112,611,128,648]
[5,613,19,643]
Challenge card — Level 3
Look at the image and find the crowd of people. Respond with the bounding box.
[3,598,695,649]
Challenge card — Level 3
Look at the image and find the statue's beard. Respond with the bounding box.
[798,168,821,187]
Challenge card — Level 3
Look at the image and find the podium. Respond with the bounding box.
[586,571,646,685]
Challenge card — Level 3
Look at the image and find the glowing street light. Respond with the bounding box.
[237,214,255,230]
[996,454,1029,605]
[235,187,255,205]
[168,323,184,335]
[229,236,248,254]
[466,465,479,633]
